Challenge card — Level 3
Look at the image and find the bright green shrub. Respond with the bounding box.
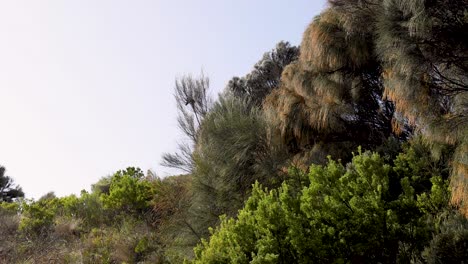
[19,196,60,238]
[101,167,155,214]
[0,201,20,213]
[193,148,451,263]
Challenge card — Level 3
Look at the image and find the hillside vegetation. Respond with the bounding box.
[1,0,467,263]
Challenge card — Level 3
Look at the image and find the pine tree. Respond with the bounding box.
[0,166,24,203]
[373,0,468,215]
[264,0,468,215]
[226,41,300,107]
[161,73,212,173]
[190,95,288,239]
[264,8,397,166]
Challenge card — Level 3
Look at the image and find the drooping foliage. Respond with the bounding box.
[193,146,453,263]
[158,43,299,257]
[0,166,24,202]
[264,0,467,214]
[264,8,397,166]
[190,95,287,239]
[372,0,468,214]
[161,73,212,173]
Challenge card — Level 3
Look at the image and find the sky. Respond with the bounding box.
[0,0,326,199]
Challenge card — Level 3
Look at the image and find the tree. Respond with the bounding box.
[226,41,300,107]
[189,95,288,241]
[262,0,467,215]
[193,146,452,263]
[371,0,468,215]
[263,9,398,166]
[161,73,212,173]
[0,166,24,202]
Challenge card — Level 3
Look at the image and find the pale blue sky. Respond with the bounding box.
[0,0,326,199]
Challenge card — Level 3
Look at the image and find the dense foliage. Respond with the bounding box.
[0,166,24,202]
[226,41,300,107]
[193,146,456,263]
[1,0,467,263]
